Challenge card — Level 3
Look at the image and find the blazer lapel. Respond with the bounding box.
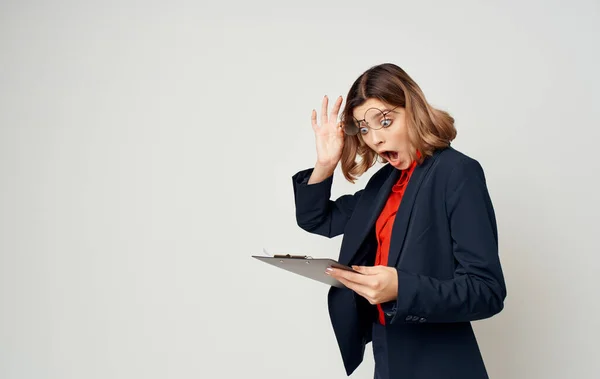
[387,152,439,267]
[338,165,399,266]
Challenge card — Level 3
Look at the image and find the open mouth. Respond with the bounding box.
[382,151,399,162]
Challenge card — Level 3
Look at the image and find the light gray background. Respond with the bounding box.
[1,1,599,378]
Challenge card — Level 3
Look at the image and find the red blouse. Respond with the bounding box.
[374,159,417,325]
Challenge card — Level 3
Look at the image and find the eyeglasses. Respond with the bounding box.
[343,105,401,136]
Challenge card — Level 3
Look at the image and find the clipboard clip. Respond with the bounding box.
[273,254,314,260]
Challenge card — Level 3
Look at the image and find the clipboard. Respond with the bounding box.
[252,253,359,288]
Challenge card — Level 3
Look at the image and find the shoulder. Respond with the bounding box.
[430,146,488,190]
[433,146,481,170]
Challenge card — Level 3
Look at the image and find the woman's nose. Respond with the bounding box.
[369,129,385,145]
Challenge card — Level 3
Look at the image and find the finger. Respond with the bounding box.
[344,281,376,304]
[337,277,355,291]
[311,109,318,131]
[321,95,329,126]
[330,268,370,285]
[330,96,343,125]
[335,268,383,292]
[337,277,368,297]
[352,265,381,275]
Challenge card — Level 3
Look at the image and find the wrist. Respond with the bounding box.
[314,161,337,172]
[308,163,336,185]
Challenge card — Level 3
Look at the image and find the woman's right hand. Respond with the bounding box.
[311,95,345,169]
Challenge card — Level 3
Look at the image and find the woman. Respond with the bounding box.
[292,63,506,379]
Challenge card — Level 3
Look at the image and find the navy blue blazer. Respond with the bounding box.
[292,146,506,379]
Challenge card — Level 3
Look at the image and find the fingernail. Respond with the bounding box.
[326,267,333,273]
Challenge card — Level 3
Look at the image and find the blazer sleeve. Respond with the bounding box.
[389,158,507,324]
[292,168,363,239]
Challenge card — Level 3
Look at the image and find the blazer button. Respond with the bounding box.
[419,317,427,323]
[405,315,413,321]
[411,315,419,321]
[385,312,394,317]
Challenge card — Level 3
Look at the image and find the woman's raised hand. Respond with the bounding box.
[311,95,345,169]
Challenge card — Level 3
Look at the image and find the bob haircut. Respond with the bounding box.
[340,63,457,183]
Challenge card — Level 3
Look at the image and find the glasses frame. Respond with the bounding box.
[343,105,401,136]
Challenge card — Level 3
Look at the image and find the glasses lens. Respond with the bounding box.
[364,108,386,130]
[343,120,359,135]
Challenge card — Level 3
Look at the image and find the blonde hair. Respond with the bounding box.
[340,63,457,183]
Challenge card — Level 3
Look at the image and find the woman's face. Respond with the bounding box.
[351,98,413,170]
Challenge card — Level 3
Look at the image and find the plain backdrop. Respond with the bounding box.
[1,0,599,378]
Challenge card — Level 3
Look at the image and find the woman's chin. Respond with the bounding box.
[389,158,410,170]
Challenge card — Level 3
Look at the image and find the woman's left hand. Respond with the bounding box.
[327,265,398,305]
